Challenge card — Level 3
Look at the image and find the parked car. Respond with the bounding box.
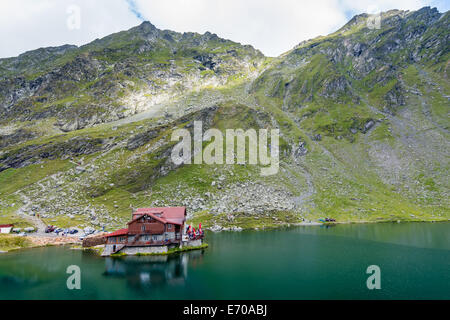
[83,227,95,236]
[45,225,55,233]
[69,229,78,234]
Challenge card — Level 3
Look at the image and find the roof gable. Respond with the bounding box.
[132,207,186,225]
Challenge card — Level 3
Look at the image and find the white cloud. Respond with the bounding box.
[132,0,348,56]
[0,0,447,58]
[0,0,140,58]
[132,0,447,56]
[340,0,428,13]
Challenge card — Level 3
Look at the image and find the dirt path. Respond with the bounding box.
[26,215,47,234]
[282,163,315,208]
[14,192,48,233]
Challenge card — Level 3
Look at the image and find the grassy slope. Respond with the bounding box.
[0,234,32,252]
[2,76,446,231]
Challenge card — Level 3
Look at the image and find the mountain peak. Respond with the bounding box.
[335,6,443,34]
[138,20,157,30]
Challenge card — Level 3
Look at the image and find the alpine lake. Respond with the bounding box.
[0,222,448,299]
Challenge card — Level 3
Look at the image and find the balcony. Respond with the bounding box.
[127,239,181,247]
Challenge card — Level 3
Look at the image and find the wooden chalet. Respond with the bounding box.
[104,207,188,253]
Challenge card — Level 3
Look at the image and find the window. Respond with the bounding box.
[167,224,172,229]
[141,225,145,231]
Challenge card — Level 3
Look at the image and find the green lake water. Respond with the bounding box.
[0,222,449,299]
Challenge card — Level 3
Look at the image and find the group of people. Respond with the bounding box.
[186,223,204,239]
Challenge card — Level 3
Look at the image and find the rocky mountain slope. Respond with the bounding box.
[0,7,448,231]
[0,21,264,133]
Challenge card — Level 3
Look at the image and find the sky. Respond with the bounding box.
[1,0,448,58]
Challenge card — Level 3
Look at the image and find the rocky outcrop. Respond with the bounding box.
[0,136,111,171]
[0,21,264,131]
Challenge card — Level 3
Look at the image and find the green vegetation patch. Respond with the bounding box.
[0,234,32,252]
[188,211,303,230]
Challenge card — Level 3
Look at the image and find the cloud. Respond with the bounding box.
[131,0,348,56]
[0,0,448,58]
[0,0,140,58]
[119,0,449,56]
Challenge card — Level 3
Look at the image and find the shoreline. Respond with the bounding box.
[0,234,80,253]
[202,217,450,232]
[1,218,448,253]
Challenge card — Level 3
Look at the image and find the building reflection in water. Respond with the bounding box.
[103,249,205,289]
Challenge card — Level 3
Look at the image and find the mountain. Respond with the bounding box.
[0,7,448,231]
[0,21,264,132]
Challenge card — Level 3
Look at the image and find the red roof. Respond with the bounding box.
[0,224,13,228]
[133,207,186,225]
[106,207,186,237]
[105,228,128,238]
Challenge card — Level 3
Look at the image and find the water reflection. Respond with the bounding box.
[319,224,336,229]
[300,222,450,250]
[103,250,205,289]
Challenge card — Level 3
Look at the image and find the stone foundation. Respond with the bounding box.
[102,244,168,256]
[103,239,204,256]
[184,239,203,247]
[121,246,168,255]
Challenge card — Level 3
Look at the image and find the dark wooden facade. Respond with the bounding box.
[105,212,184,247]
